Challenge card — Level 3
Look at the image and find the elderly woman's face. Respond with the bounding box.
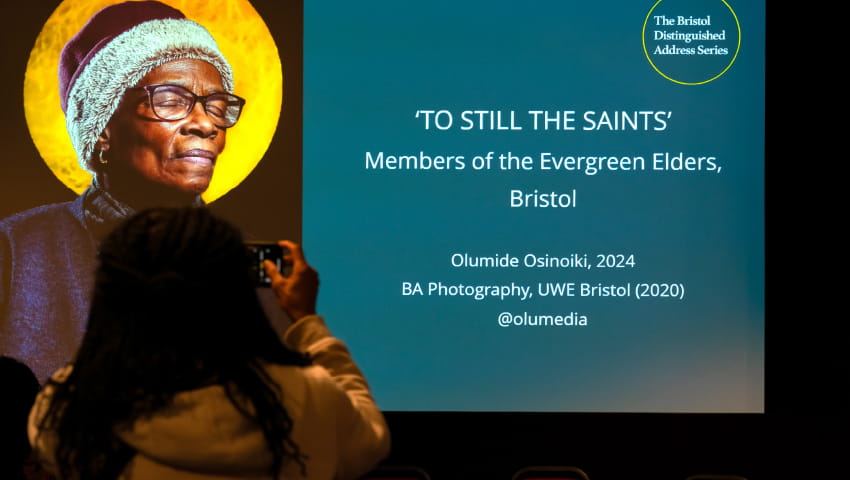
[103,59,227,197]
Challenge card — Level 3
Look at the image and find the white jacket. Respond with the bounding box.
[28,315,391,479]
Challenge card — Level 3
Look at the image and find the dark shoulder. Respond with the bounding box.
[0,198,85,237]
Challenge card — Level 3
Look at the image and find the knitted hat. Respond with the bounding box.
[59,1,235,173]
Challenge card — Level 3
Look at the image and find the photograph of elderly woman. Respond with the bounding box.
[0,0,302,382]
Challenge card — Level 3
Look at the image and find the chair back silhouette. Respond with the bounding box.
[512,465,590,480]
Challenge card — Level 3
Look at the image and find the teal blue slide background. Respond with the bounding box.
[303,0,764,412]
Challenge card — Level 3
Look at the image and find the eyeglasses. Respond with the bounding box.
[131,84,246,128]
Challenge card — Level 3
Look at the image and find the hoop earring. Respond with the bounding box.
[98,149,108,165]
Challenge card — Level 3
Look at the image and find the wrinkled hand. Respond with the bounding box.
[263,240,318,321]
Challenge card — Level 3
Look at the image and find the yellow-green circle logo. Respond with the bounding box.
[642,0,741,85]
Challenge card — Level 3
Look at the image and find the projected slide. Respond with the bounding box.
[304,0,763,412]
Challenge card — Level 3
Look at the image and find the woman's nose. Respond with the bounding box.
[181,101,218,137]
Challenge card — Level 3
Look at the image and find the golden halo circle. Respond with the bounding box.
[23,0,282,203]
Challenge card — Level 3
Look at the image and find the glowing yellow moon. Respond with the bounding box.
[23,0,282,203]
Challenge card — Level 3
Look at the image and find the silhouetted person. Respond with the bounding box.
[28,207,389,479]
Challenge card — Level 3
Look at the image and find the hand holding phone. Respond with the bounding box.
[256,240,318,321]
[245,241,291,287]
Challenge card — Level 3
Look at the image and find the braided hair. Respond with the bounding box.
[38,206,310,479]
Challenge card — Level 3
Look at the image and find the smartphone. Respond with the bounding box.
[245,241,290,287]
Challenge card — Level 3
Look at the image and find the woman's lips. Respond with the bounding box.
[177,149,216,166]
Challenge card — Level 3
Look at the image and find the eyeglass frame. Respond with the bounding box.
[128,83,247,128]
